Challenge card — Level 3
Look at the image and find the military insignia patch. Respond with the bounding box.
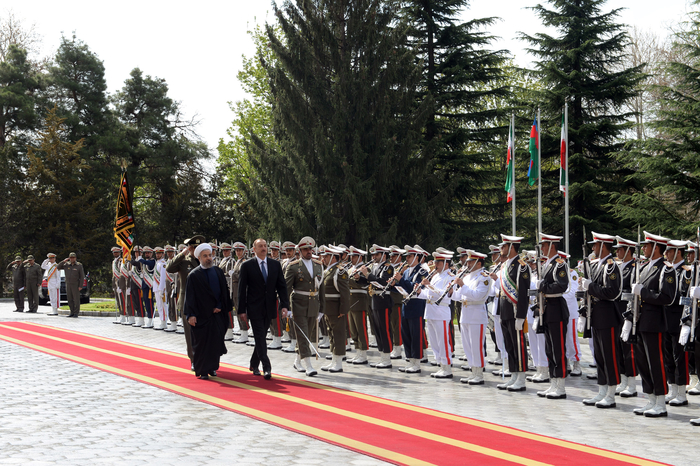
[523,272,529,280]
[666,276,674,283]
[610,273,617,280]
[687,279,691,284]
[558,270,566,277]
[484,280,488,286]
[341,274,348,280]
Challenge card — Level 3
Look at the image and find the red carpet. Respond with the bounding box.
[0,321,664,466]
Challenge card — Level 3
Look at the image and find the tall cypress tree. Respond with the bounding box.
[402,0,509,249]
[251,0,429,245]
[610,1,700,237]
[520,0,644,253]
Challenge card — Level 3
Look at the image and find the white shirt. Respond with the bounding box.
[452,268,491,325]
[301,258,314,277]
[256,256,268,278]
[419,269,453,321]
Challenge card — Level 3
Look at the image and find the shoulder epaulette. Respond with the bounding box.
[664,261,673,268]
[607,258,614,265]
[555,258,565,264]
[518,259,526,266]
[481,271,490,277]
[312,259,323,265]
[288,259,300,266]
[683,265,692,271]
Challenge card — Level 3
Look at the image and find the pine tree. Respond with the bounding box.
[521,0,644,253]
[250,0,429,245]
[610,1,700,238]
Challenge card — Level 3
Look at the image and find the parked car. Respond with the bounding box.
[39,270,90,305]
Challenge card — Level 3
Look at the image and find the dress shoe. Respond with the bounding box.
[191,363,195,371]
[197,375,209,380]
[13,309,23,313]
[250,367,261,376]
[264,371,272,380]
[209,370,217,377]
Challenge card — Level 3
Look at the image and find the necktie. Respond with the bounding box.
[261,261,268,282]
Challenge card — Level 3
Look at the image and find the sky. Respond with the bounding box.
[3,0,694,170]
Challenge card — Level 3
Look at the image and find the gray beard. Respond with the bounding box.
[201,261,213,269]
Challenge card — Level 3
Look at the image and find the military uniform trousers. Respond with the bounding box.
[390,293,403,347]
[635,331,669,397]
[527,308,548,368]
[401,315,425,360]
[66,283,81,316]
[426,318,452,366]
[291,296,319,359]
[501,319,528,373]
[268,299,283,338]
[461,323,486,368]
[349,309,369,351]
[663,330,690,386]
[166,281,177,322]
[544,319,568,379]
[232,291,250,332]
[131,284,144,317]
[47,285,60,312]
[620,340,638,377]
[114,280,127,316]
[13,286,25,312]
[371,295,394,353]
[26,283,39,312]
[154,288,167,323]
[141,287,154,318]
[592,326,622,386]
[324,298,347,356]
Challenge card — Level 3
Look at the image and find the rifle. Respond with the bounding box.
[581,227,592,339]
[535,229,546,334]
[622,226,642,344]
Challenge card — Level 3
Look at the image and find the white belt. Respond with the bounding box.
[295,290,319,297]
[325,294,341,299]
[427,300,449,307]
[544,294,563,298]
[350,290,368,295]
[461,300,486,306]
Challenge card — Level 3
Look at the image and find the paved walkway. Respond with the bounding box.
[1,302,697,465]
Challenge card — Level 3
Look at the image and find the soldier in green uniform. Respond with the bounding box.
[166,236,203,368]
[267,240,284,349]
[346,246,371,364]
[285,236,325,376]
[7,256,25,312]
[388,246,407,359]
[280,241,297,349]
[164,245,178,332]
[217,242,235,341]
[57,253,85,317]
[24,255,43,313]
[320,246,351,373]
[231,242,251,344]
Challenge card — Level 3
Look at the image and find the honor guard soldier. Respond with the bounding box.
[128,246,145,326]
[534,233,569,399]
[387,245,407,359]
[558,251,582,376]
[166,236,204,369]
[267,240,284,349]
[495,235,530,391]
[285,236,325,376]
[662,240,691,406]
[135,246,156,328]
[281,241,297,349]
[111,247,127,323]
[57,253,85,318]
[682,242,700,396]
[231,242,251,344]
[525,251,549,384]
[7,256,26,312]
[417,249,455,378]
[346,246,371,364]
[613,236,639,396]
[164,245,179,332]
[319,246,351,372]
[452,251,492,384]
[579,232,623,408]
[452,248,470,363]
[394,245,429,373]
[23,255,42,313]
[360,245,396,369]
[487,245,506,368]
[153,247,168,330]
[42,253,61,316]
[217,243,236,340]
[623,232,677,417]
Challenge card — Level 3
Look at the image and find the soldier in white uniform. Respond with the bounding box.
[524,251,549,383]
[109,247,127,323]
[41,253,61,316]
[418,250,455,379]
[452,250,491,384]
[559,251,582,376]
[487,245,508,374]
[153,246,168,330]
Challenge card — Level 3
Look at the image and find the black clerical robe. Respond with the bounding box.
[184,265,233,377]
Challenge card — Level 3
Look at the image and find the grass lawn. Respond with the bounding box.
[59,301,117,312]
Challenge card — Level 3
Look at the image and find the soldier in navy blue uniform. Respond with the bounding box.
[135,246,157,328]
[535,233,570,400]
[360,245,395,369]
[613,236,639,397]
[580,232,623,409]
[663,240,692,407]
[395,245,430,374]
[623,232,677,418]
[495,235,531,392]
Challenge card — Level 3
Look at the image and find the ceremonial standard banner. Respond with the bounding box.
[114,171,135,259]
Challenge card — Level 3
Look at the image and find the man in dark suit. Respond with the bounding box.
[238,238,290,380]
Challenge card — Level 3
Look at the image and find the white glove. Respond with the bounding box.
[690,286,700,300]
[317,312,325,322]
[621,320,632,342]
[577,316,586,334]
[116,287,121,295]
[631,283,643,296]
[581,278,592,292]
[126,288,131,296]
[679,325,691,345]
[532,319,539,332]
[515,318,524,331]
[536,279,544,290]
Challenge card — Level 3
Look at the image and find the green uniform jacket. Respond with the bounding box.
[57,261,85,287]
[321,263,350,317]
[24,263,43,288]
[166,251,199,313]
[285,258,325,317]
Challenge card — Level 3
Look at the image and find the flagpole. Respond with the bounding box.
[564,103,569,255]
[511,113,516,236]
[537,107,542,236]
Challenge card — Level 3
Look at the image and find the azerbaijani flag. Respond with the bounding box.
[504,119,515,202]
[559,112,568,195]
[527,118,539,186]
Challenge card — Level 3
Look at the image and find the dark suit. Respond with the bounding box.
[398,265,428,360]
[238,257,289,372]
